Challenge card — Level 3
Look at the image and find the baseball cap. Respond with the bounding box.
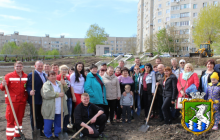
[179,59,186,64]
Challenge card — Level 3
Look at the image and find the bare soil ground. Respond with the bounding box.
[0,56,112,76]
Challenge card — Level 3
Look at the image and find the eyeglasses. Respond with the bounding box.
[180,62,185,64]
[134,69,140,70]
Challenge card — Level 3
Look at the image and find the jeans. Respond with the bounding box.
[122,106,132,122]
[143,90,153,118]
[162,97,172,124]
[67,98,72,119]
[134,94,141,116]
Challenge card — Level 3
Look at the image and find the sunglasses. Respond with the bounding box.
[134,68,140,70]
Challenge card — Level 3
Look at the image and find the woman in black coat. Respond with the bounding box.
[161,67,177,124]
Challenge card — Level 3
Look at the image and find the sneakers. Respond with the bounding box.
[80,132,84,138]
[212,126,218,130]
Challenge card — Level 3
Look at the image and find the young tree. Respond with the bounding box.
[18,42,38,58]
[193,4,220,47]
[73,41,82,54]
[0,42,19,54]
[38,47,46,55]
[85,24,108,54]
[144,33,158,53]
[125,35,137,54]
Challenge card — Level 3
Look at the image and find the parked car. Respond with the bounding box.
[113,53,124,57]
[181,53,190,57]
[160,53,171,57]
[124,53,133,57]
[143,52,154,57]
[102,53,112,57]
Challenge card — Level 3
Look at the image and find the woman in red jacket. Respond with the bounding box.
[177,63,199,99]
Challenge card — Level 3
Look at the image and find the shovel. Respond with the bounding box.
[58,74,69,140]
[31,70,41,140]
[69,119,92,140]
[3,76,26,140]
[139,85,158,132]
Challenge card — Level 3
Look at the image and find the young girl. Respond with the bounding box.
[206,72,220,130]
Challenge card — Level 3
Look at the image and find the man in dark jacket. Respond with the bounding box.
[130,57,144,73]
[26,60,46,136]
[74,93,107,138]
[155,64,165,122]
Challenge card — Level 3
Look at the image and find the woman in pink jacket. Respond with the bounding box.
[177,63,199,99]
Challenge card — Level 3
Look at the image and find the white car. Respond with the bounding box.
[102,53,112,57]
[124,53,133,57]
[160,53,171,57]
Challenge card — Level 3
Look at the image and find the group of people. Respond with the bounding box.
[1,56,220,140]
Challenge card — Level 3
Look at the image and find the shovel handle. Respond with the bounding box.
[32,70,37,129]
[3,76,23,134]
[70,119,92,139]
[61,74,64,129]
[146,85,158,123]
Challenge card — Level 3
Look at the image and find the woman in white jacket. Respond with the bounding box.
[138,63,156,122]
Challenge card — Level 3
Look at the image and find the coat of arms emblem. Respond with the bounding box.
[180,92,218,135]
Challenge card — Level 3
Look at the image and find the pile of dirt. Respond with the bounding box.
[0,56,112,76]
[146,57,220,67]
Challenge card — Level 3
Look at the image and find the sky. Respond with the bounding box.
[0,0,138,38]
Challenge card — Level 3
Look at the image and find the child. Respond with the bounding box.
[120,85,133,123]
[206,72,220,130]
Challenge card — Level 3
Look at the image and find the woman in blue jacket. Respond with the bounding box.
[84,64,108,118]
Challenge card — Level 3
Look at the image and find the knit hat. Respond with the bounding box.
[210,72,219,81]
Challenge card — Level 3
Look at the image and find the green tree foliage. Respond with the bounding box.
[73,41,82,54]
[47,49,59,55]
[193,4,220,47]
[18,42,38,58]
[156,28,174,53]
[0,42,19,54]
[85,24,108,54]
[38,47,46,55]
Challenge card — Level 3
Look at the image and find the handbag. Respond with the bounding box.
[175,97,192,109]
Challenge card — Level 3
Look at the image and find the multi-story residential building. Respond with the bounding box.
[0,32,136,55]
[137,0,219,55]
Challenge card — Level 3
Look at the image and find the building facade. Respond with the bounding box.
[0,32,136,55]
[137,0,219,54]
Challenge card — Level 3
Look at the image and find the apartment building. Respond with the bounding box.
[0,32,136,55]
[137,0,219,54]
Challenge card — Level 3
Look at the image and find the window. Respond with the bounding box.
[158,26,161,30]
[193,4,197,9]
[171,14,180,19]
[214,1,218,6]
[166,1,170,6]
[71,42,73,44]
[39,41,41,44]
[158,19,162,23]
[181,4,190,9]
[111,41,114,43]
[180,21,190,26]
[166,9,170,13]
[44,41,47,44]
[193,13,197,17]
[166,17,170,21]
[203,2,207,7]
[180,12,190,18]
[171,22,180,26]
[65,42,68,44]
[171,5,180,11]
[158,11,162,15]
[158,4,162,8]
